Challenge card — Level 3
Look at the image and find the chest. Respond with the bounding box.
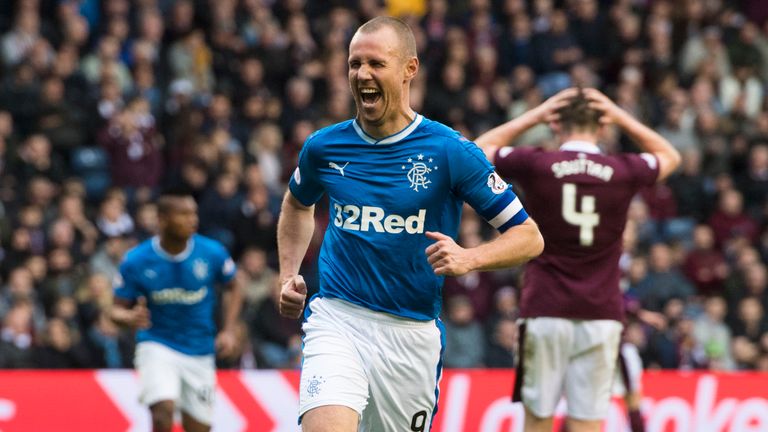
[319,145,449,210]
[140,257,217,292]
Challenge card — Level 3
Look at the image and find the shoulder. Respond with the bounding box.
[304,120,356,148]
[193,234,230,257]
[121,239,153,268]
[611,152,659,172]
[419,117,486,158]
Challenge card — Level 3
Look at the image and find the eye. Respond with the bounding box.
[349,61,360,69]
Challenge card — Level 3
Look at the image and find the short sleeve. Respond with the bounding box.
[493,146,538,181]
[623,152,659,187]
[288,134,325,206]
[216,248,237,284]
[113,260,141,301]
[449,138,529,232]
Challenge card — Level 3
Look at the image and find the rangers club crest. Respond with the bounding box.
[192,259,209,280]
[402,153,438,192]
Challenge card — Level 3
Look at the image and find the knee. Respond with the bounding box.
[150,404,174,432]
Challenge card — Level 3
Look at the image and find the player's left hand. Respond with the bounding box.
[215,328,238,359]
[425,231,474,276]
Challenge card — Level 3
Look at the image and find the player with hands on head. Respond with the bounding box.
[278,16,543,432]
[111,191,242,432]
[475,87,680,432]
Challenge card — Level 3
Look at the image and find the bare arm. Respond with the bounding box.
[475,88,578,162]
[110,297,151,329]
[215,277,244,358]
[277,191,316,318]
[584,88,682,181]
[425,218,544,276]
[220,278,242,333]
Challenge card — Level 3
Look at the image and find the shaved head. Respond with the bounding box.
[357,16,417,60]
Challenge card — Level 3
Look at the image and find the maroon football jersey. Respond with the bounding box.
[495,141,659,321]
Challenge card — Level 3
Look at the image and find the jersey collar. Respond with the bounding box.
[352,114,423,145]
[152,236,195,262]
[560,140,602,154]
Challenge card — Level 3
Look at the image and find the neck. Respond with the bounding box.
[560,131,598,145]
[159,235,188,255]
[359,103,415,139]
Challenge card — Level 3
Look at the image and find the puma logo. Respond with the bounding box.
[329,162,349,176]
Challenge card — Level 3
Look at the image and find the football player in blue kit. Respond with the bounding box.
[111,192,242,432]
[277,16,544,432]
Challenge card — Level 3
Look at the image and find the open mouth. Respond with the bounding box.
[360,88,381,106]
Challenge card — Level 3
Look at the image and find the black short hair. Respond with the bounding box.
[156,189,194,215]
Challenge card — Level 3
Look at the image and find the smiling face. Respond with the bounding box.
[348,25,418,136]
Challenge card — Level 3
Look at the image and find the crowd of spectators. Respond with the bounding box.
[0,0,767,372]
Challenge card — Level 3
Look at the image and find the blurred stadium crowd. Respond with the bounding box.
[0,0,767,372]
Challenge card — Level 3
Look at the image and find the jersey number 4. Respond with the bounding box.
[562,183,600,246]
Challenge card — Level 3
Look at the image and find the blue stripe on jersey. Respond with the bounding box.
[498,208,530,232]
[431,318,447,430]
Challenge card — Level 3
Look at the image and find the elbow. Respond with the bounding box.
[528,230,545,261]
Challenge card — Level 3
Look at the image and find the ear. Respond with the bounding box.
[549,120,561,135]
[404,56,419,82]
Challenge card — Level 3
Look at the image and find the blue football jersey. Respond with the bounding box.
[113,234,237,355]
[289,114,529,320]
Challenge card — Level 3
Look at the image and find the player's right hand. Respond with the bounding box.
[130,297,151,329]
[279,275,307,319]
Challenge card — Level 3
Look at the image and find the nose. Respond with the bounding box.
[357,63,373,81]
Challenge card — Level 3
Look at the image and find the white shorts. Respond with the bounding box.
[299,297,444,432]
[612,343,643,397]
[519,317,622,420]
[134,341,216,425]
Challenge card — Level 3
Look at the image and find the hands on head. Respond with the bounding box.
[532,87,622,126]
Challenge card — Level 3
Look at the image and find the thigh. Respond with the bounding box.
[179,354,216,426]
[521,317,574,419]
[565,320,623,420]
[361,320,444,432]
[135,342,181,406]
[302,405,359,432]
[299,299,369,423]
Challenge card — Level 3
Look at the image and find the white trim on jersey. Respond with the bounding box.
[488,197,523,229]
[560,140,602,154]
[151,236,195,262]
[352,114,423,145]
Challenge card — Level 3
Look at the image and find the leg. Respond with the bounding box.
[523,406,554,432]
[565,321,623,431]
[302,405,359,432]
[179,353,216,432]
[564,418,601,432]
[135,343,182,432]
[149,400,175,432]
[298,298,367,431]
[181,411,211,432]
[361,319,444,432]
[520,318,572,432]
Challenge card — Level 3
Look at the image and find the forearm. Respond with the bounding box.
[277,191,316,280]
[468,218,544,271]
[221,280,243,332]
[110,304,133,326]
[474,110,539,161]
